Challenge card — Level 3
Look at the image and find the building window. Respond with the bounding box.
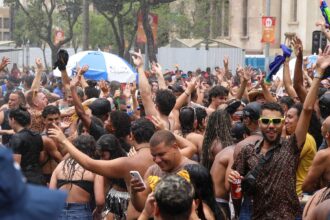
[3,32,10,40]
[219,0,230,37]
[3,18,9,29]
[291,0,297,22]
[0,18,3,29]
[242,0,248,36]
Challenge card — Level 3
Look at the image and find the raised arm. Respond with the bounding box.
[173,77,197,110]
[31,58,43,93]
[0,57,10,72]
[152,62,166,90]
[132,50,158,116]
[48,124,129,179]
[292,37,307,102]
[302,150,327,193]
[316,20,330,42]
[223,56,230,80]
[235,66,251,100]
[174,133,197,159]
[295,46,330,148]
[260,74,277,103]
[68,65,92,129]
[283,59,298,99]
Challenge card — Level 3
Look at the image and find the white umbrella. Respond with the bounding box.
[53,51,137,83]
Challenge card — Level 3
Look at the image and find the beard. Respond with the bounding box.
[261,130,281,145]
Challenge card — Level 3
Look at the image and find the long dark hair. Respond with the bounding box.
[185,164,224,220]
[179,107,195,136]
[96,134,127,189]
[201,109,234,170]
[62,134,96,182]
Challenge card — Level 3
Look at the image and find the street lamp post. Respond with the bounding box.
[265,0,271,74]
[26,39,30,68]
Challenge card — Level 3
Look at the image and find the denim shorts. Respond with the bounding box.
[58,203,92,220]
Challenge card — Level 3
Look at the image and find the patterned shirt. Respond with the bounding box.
[28,108,44,133]
[233,135,301,220]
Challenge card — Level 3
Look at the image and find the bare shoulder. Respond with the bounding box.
[186,132,203,141]
[234,135,262,159]
[314,149,330,162]
[215,145,235,161]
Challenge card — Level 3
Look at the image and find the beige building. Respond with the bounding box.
[170,0,324,55]
[0,7,11,41]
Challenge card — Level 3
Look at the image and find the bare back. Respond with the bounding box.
[50,160,95,203]
[211,146,234,201]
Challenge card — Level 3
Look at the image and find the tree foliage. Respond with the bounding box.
[5,0,82,64]
[92,0,139,60]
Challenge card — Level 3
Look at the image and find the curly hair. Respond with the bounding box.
[201,109,234,170]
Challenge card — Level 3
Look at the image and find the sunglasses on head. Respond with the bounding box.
[259,117,284,125]
[180,106,197,121]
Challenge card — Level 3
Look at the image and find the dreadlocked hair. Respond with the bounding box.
[62,134,96,188]
[201,109,234,170]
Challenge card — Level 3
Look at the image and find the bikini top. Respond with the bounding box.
[57,179,94,194]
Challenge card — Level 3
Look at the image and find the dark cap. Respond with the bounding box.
[319,92,330,119]
[88,98,111,116]
[231,122,249,143]
[169,83,184,93]
[226,99,243,115]
[243,102,261,120]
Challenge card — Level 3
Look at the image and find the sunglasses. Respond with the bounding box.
[259,117,284,125]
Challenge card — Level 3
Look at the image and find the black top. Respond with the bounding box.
[57,179,94,195]
[9,128,44,184]
[9,128,43,170]
[1,110,12,145]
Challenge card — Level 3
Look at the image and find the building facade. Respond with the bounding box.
[170,0,323,55]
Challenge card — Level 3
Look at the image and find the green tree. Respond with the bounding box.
[93,0,139,60]
[152,3,190,46]
[5,0,82,65]
[12,9,41,47]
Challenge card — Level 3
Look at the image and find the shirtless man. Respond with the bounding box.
[232,102,262,218]
[132,50,177,131]
[130,130,197,213]
[40,105,66,184]
[302,115,330,193]
[211,122,249,219]
[206,85,229,115]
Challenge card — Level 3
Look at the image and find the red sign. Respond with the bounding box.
[54,30,64,45]
[261,16,276,43]
[136,12,158,44]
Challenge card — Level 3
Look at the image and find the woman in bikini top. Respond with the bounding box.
[49,134,104,220]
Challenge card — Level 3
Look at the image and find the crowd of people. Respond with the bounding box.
[1,21,330,220]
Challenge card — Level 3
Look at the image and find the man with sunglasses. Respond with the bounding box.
[228,44,330,219]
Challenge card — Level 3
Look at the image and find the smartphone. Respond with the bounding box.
[130,171,146,188]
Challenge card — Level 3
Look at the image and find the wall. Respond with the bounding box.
[157,47,245,73]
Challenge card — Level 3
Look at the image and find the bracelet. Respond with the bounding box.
[184,91,190,96]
